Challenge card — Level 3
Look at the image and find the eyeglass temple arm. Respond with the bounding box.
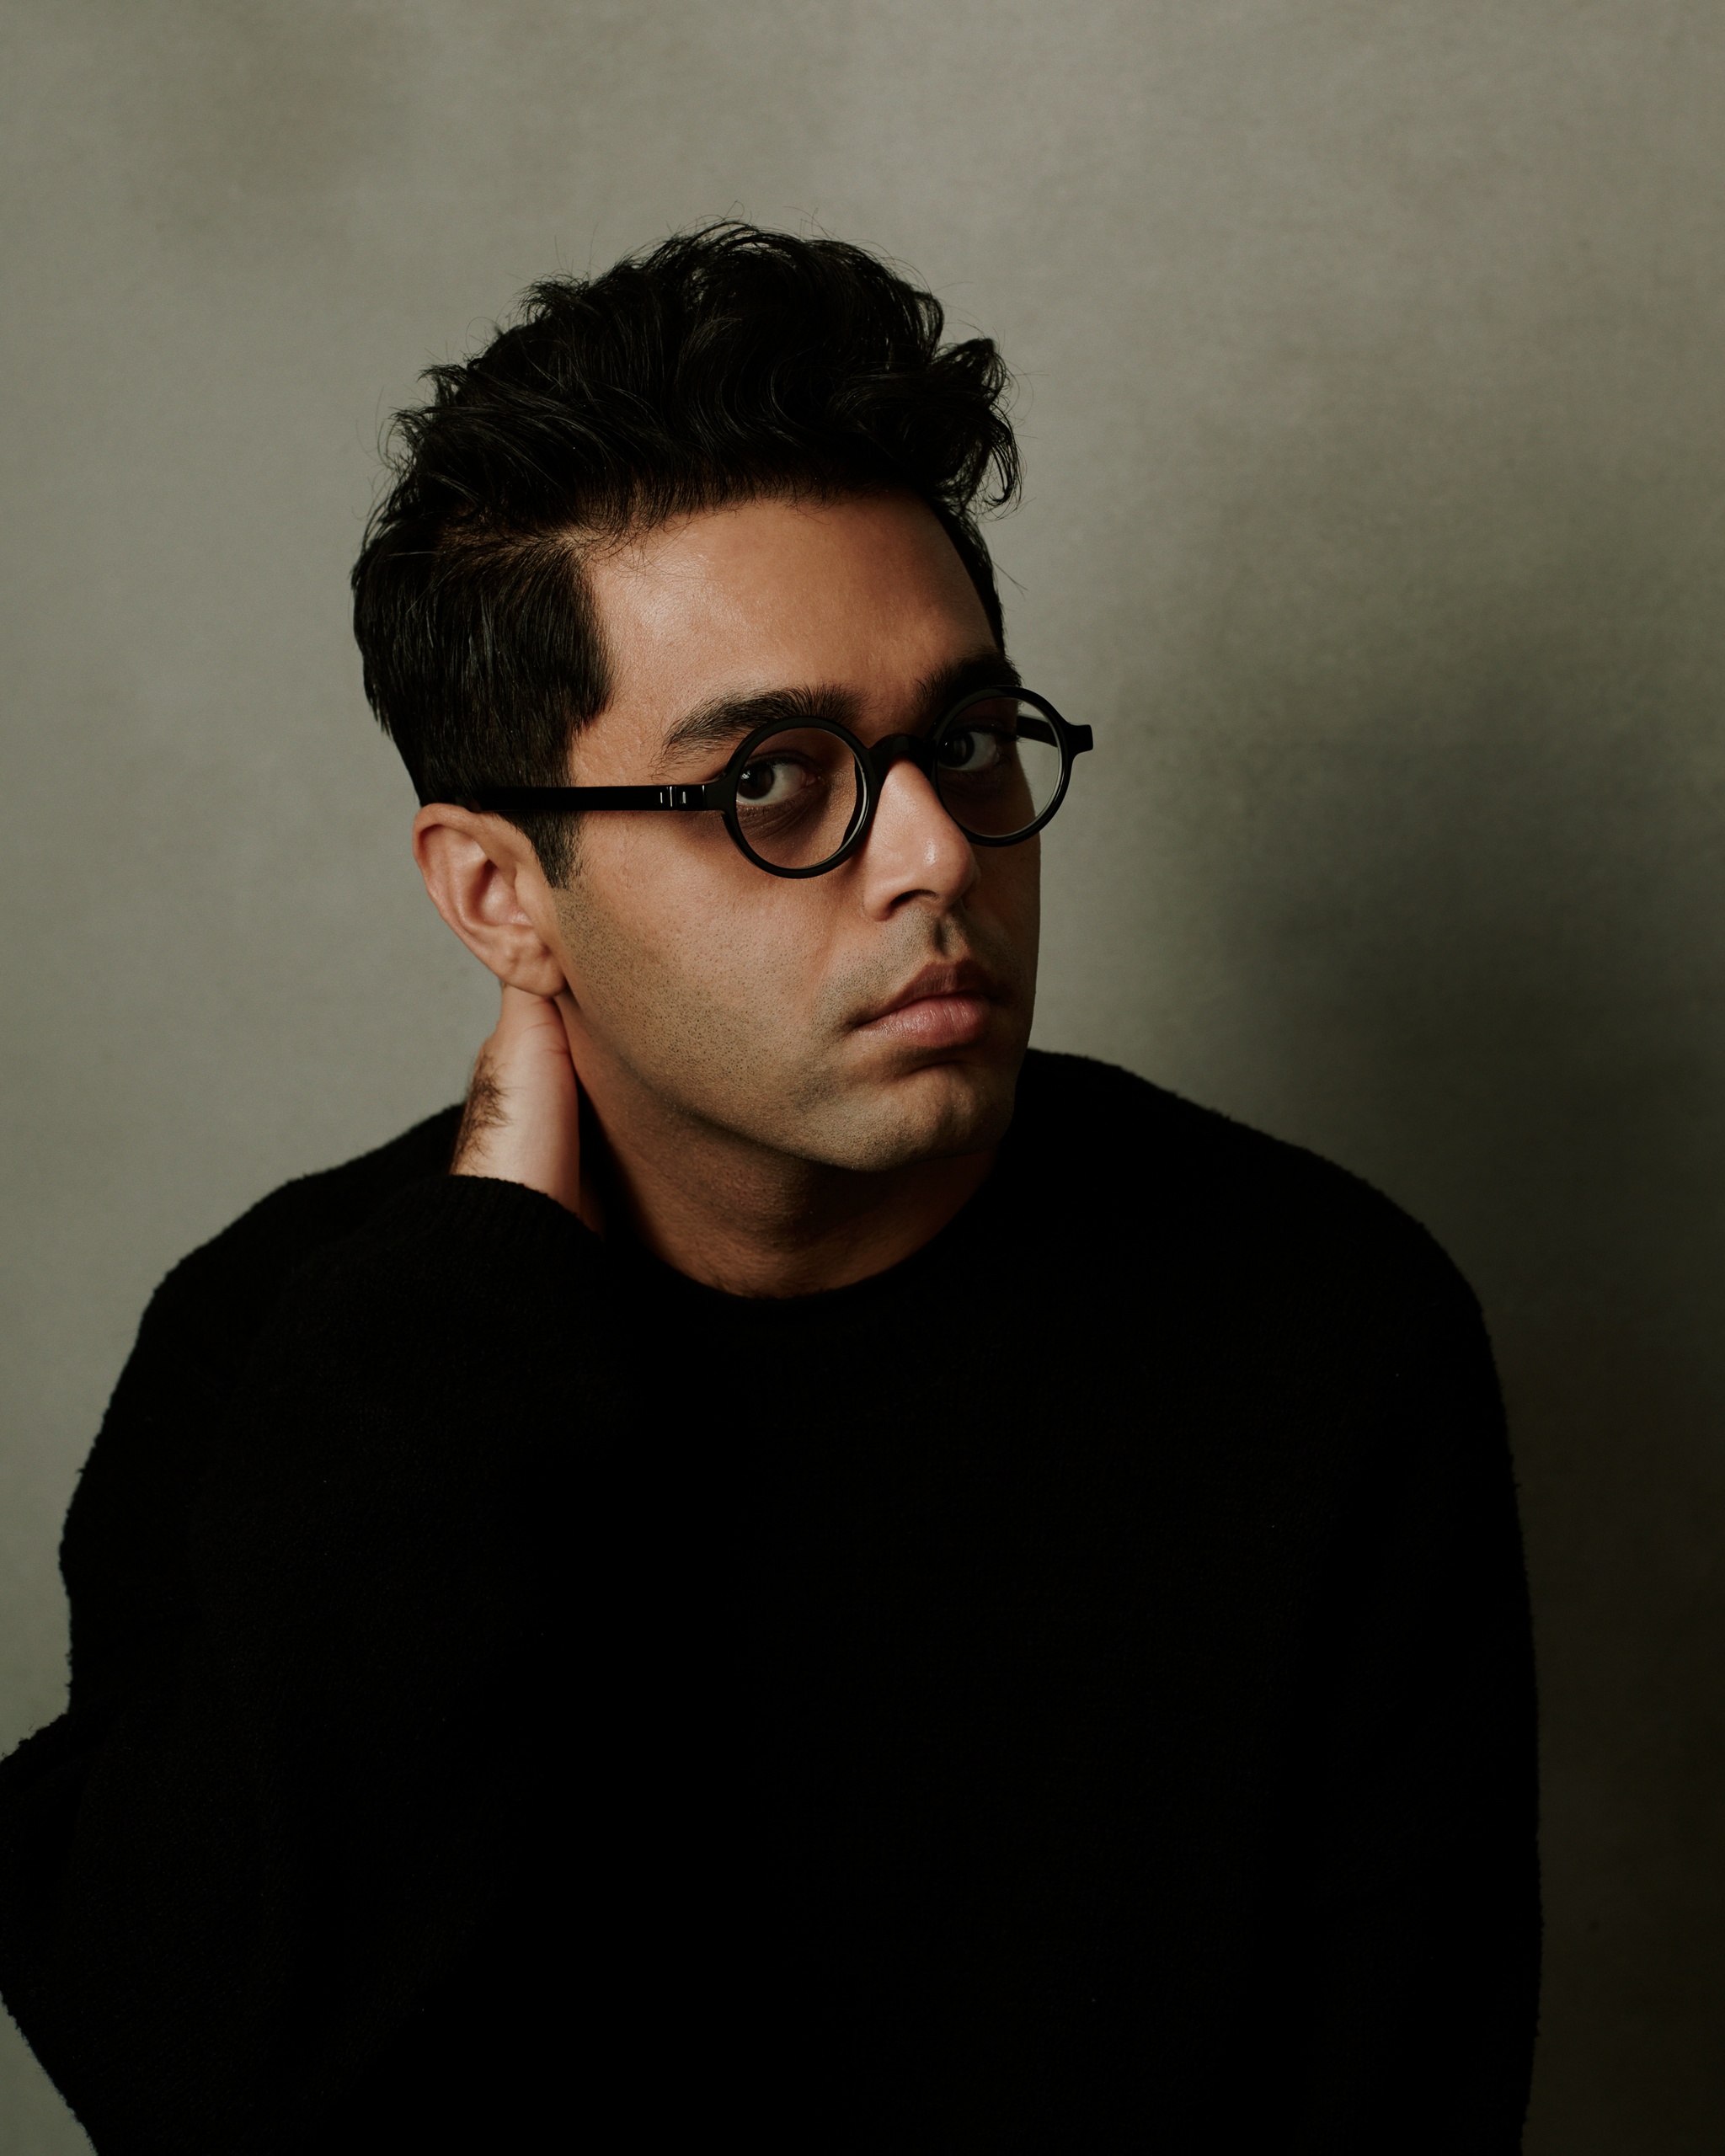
[469,784,721,813]
[1002,716,1092,752]
[862,714,1094,776]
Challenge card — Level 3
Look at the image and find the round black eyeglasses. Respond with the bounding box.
[471,687,1093,879]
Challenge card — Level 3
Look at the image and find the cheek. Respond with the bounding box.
[976,839,1042,945]
[556,826,826,1059]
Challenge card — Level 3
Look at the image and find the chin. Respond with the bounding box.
[810,1054,1022,1174]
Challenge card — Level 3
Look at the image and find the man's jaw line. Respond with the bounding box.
[562,960,1020,1270]
[573,1055,1008,1294]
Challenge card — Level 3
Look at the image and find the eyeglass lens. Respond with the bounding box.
[934,696,1064,841]
[732,699,1064,873]
[732,727,868,871]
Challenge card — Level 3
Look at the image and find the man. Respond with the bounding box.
[0,226,1538,2152]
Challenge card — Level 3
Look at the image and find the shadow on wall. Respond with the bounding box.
[1091,510,1725,2150]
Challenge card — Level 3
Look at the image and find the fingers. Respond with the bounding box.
[451,985,587,1219]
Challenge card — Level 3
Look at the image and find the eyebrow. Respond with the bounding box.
[658,648,1023,767]
[919,648,1023,713]
[661,686,859,763]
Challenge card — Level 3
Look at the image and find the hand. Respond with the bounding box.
[451,984,593,1224]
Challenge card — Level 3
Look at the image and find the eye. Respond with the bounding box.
[937,723,1012,775]
[734,755,814,805]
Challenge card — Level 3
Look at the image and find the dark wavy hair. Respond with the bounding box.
[350,222,1020,877]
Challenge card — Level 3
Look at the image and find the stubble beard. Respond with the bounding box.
[554,881,1037,1177]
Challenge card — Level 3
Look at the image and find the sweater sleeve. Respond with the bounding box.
[0,1172,616,2155]
[1284,1252,1541,2154]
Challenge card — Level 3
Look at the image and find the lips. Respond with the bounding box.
[856,959,1005,1049]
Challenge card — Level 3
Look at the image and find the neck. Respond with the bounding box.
[580,1085,996,1298]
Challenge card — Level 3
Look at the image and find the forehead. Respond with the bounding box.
[584,493,996,731]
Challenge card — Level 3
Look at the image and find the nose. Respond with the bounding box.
[855,746,979,918]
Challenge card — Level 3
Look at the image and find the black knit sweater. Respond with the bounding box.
[0,1050,1538,2152]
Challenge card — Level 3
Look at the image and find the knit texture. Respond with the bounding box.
[0,1050,1539,2152]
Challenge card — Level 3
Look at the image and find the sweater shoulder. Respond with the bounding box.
[1014,1049,1475,1316]
[134,1105,465,1383]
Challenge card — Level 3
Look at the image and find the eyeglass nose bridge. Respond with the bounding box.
[860,731,941,791]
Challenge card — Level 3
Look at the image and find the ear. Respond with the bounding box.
[411,804,569,997]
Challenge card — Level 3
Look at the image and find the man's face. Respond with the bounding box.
[548,490,1039,1174]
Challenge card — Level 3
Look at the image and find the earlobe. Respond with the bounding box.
[411,805,569,997]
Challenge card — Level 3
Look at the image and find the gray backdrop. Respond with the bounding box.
[3,3,1722,2148]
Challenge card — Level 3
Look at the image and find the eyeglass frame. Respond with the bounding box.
[468,686,1094,880]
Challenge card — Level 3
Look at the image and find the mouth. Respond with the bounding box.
[854,959,1007,1051]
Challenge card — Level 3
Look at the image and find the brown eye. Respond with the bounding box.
[735,757,809,804]
[938,725,1010,775]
